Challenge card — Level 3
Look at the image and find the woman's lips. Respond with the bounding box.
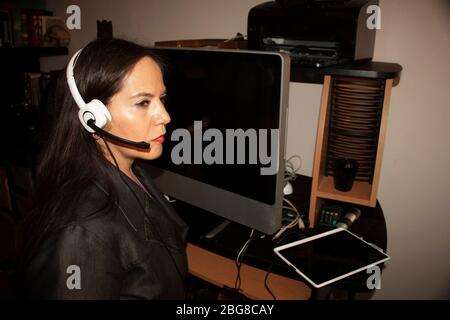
[151,135,165,144]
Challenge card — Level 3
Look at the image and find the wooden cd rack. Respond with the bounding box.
[308,62,402,227]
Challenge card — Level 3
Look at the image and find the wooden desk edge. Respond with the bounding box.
[187,243,311,300]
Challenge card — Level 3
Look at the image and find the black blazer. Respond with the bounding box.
[25,160,188,299]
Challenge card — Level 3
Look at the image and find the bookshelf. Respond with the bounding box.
[0,45,68,165]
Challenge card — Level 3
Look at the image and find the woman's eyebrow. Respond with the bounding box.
[130,89,167,99]
[130,92,154,99]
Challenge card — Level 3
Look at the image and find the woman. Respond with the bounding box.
[23,38,188,299]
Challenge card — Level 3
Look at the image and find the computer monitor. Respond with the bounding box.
[143,47,290,235]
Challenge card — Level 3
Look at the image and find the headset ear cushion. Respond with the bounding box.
[78,99,112,133]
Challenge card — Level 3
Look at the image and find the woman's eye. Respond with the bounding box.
[136,99,150,107]
[160,96,168,104]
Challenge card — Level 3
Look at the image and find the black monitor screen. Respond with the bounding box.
[150,48,283,205]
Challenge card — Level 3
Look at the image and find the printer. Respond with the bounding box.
[248,0,378,68]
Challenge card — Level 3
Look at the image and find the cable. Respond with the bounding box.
[283,197,305,229]
[234,260,242,290]
[272,198,305,241]
[234,229,255,291]
[284,154,302,183]
[264,263,276,300]
[273,155,305,241]
[235,231,253,290]
[102,138,185,283]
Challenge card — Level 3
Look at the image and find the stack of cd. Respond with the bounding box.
[326,77,386,183]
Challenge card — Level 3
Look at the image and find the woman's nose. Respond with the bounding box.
[151,102,171,125]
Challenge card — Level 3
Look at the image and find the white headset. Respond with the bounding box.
[66,48,112,133]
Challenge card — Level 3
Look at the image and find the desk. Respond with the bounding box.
[175,175,387,300]
[187,244,311,300]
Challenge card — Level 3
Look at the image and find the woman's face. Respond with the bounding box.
[105,57,170,161]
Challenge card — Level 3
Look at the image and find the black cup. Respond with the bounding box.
[333,158,359,192]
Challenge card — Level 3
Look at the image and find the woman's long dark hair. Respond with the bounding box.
[22,38,163,265]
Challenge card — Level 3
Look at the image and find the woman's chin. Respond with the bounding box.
[140,143,163,160]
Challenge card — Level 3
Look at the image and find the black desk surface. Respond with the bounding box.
[174,174,388,293]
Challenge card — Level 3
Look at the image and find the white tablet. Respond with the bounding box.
[273,228,390,288]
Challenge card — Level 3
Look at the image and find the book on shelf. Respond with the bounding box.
[1,5,70,48]
[19,8,52,47]
[22,71,56,109]
[26,73,41,108]
[0,7,13,47]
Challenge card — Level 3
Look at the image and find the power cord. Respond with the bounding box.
[272,198,305,241]
[272,155,305,241]
[234,229,255,292]
[264,263,276,300]
[284,154,302,184]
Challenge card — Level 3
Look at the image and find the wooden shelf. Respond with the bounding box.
[316,176,373,206]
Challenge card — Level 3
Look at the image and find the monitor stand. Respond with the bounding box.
[203,220,232,240]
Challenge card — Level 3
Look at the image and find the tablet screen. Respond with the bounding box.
[274,228,390,288]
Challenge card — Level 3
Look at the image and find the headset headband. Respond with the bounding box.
[66,48,86,109]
